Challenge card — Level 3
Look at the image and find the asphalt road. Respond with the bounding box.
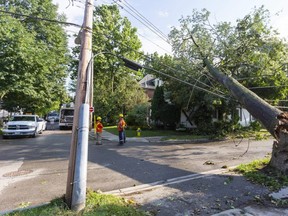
[0,124,276,214]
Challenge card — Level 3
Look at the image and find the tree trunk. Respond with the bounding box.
[203,58,288,173]
[270,132,288,173]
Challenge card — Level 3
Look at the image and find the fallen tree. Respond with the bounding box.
[203,58,288,173]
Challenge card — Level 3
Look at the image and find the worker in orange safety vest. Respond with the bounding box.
[117,113,126,145]
[95,116,103,145]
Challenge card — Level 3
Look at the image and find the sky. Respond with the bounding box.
[52,0,288,55]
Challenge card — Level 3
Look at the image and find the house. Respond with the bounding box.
[235,107,255,127]
[139,74,254,128]
[139,74,163,100]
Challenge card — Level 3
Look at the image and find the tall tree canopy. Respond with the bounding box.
[145,6,288,133]
[169,7,288,104]
[70,4,148,121]
[0,0,70,114]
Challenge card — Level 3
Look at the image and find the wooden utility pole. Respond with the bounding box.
[65,0,94,210]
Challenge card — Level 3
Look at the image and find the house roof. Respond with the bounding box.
[139,74,156,89]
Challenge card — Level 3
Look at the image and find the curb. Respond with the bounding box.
[0,202,50,216]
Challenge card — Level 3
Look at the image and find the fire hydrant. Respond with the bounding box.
[137,128,141,137]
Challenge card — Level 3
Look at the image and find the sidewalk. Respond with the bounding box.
[90,130,206,143]
[89,130,150,143]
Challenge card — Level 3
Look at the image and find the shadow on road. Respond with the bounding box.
[0,130,274,215]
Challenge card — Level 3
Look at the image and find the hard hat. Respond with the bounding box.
[119,114,124,117]
[96,116,101,120]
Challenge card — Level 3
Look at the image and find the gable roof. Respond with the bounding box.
[139,74,157,89]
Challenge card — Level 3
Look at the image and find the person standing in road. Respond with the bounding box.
[95,116,103,145]
[118,114,126,145]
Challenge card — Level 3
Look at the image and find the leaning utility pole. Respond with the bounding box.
[65,0,94,211]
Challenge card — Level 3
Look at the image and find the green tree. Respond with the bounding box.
[126,103,150,127]
[147,7,288,134]
[70,5,148,122]
[150,85,179,129]
[144,52,219,132]
[169,7,288,103]
[0,0,70,115]
[167,6,288,171]
[151,86,165,126]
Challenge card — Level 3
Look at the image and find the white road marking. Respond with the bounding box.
[106,167,237,196]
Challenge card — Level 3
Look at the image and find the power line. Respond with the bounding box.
[136,32,173,55]
[93,1,174,58]
[249,85,288,89]
[0,9,245,100]
[112,0,170,45]
[101,34,229,99]
[5,5,278,101]
[0,10,82,28]
[143,65,229,100]
[236,74,276,81]
[121,0,169,42]
[266,100,288,102]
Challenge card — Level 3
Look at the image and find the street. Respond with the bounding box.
[0,124,275,213]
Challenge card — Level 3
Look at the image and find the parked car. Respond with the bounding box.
[2,115,43,139]
[38,118,47,132]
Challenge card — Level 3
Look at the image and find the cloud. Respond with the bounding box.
[158,10,169,18]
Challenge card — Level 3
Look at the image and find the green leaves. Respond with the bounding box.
[0,0,70,114]
[70,4,147,122]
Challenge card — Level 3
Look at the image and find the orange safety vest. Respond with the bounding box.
[117,118,126,132]
[96,121,103,133]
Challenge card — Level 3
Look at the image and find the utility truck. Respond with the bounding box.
[59,107,74,130]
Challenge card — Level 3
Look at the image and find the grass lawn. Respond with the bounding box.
[104,126,207,140]
[6,190,150,216]
[234,156,288,191]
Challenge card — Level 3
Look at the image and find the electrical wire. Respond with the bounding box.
[248,85,288,89]
[0,10,82,28]
[102,34,229,99]
[104,35,231,100]
[5,6,281,101]
[121,0,169,42]
[136,31,173,55]
[112,0,170,45]
[100,32,225,96]
[266,100,288,102]
[140,64,229,99]
[92,0,174,62]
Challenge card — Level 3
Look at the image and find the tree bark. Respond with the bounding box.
[203,58,288,173]
[204,58,281,137]
[270,132,288,173]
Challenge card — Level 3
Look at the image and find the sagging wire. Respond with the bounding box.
[229,107,251,157]
[101,34,229,100]
[66,0,72,9]
[121,0,169,42]
[112,0,170,45]
[186,74,206,111]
